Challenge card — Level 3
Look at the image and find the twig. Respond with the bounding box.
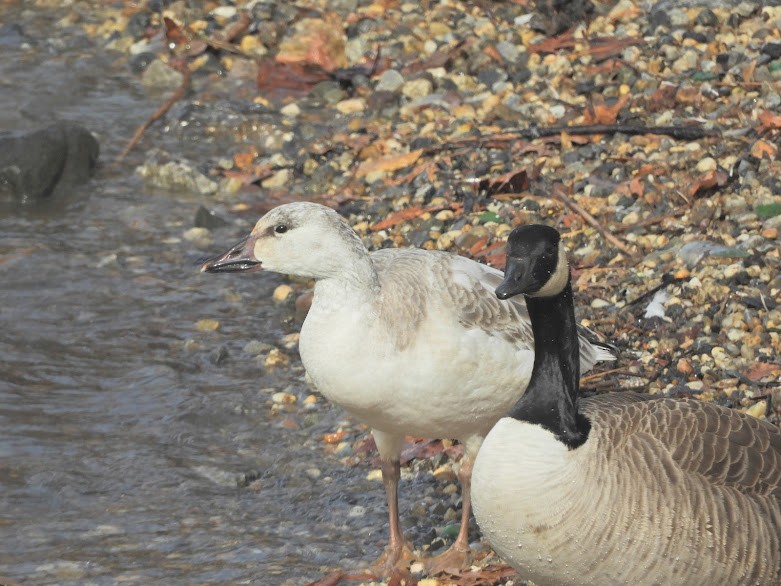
[115,59,192,163]
[580,367,634,384]
[551,184,638,258]
[207,10,251,52]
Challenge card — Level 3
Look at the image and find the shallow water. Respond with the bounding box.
[0,11,405,586]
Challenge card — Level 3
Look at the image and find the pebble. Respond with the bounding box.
[402,78,434,100]
[695,157,718,173]
[272,391,296,404]
[195,319,220,332]
[140,59,183,91]
[273,284,294,303]
[261,169,291,189]
[264,348,290,368]
[376,69,405,93]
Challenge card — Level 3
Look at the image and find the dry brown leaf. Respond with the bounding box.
[646,83,677,112]
[256,58,331,96]
[528,31,576,54]
[580,36,643,62]
[370,205,425,230]
[439,563,517,585]
[478,167,529,197]
[583,94,630,125]
[744,362,781,383]
[758,109,781,131]
[687,169,729,198]
[751,139,777,159]
[356,149,424,178]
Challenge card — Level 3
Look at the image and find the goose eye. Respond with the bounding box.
[274,224,288,234]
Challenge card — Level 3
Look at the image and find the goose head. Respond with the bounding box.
[495,224,570,300]
[201,202,367,280]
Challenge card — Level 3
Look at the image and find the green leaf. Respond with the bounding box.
[755,203,781,219]
[478,211,502,224]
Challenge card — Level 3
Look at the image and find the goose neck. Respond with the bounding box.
[508,280,590,448]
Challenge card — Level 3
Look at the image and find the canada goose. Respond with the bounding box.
[472,224,781,585]
[200,202,615,575]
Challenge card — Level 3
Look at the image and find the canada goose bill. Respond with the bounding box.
[201,203,617,577]
[472,223,781,586]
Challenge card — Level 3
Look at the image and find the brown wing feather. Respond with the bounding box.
[583,394,781,498]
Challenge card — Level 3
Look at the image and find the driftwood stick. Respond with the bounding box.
[552,184,637,258]
[439,123,719,152]
[115,59,192,163]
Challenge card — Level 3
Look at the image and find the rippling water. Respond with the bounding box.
[0,11,399,586]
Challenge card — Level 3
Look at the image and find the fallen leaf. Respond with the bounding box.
[646,83,677,112]
[356,149,424,178]
[580,36,644,62]
[482,44,502,62]
[400,438,446,465]
[758,109,781,131]
[744,362,781,383]
[478,167,529,197]
[370,205,425,230]
[256,58,331,96]
[528,31,576,54]
[583,94,630,125]
[750,139,777,159]
[439,563,517,585]
[687,169,729,198]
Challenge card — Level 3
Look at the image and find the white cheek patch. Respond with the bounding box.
[252,238,264,261]
[533,244,569,297]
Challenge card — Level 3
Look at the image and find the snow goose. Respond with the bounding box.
[472,224,781,585]
[201,202,615,575]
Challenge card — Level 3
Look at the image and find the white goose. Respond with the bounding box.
[201,202,615,575]
[472,224,781,585]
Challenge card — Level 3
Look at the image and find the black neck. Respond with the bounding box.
[508,279,590,448]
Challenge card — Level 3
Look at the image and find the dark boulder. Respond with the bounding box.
[0,122,99,204]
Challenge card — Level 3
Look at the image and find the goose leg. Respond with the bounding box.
[369,430,414,577]
[424,437,482,574]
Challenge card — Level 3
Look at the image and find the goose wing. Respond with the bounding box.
[586,395,781,498]
[370,248,615,367]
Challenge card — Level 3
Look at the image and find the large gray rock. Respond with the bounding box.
[0,122,99,204]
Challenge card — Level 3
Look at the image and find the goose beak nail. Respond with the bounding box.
[200,237,262,273]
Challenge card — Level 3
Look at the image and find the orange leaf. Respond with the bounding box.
[687,169,729,198]
[233,151,257,171]
[370,206,425,231]
[482,44,502,62]
[751,139,777,160]
[355,149,424,177]
[758,109,781,131]
[583,94,629,125]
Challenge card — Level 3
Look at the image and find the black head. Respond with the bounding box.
[495,224,567,300]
